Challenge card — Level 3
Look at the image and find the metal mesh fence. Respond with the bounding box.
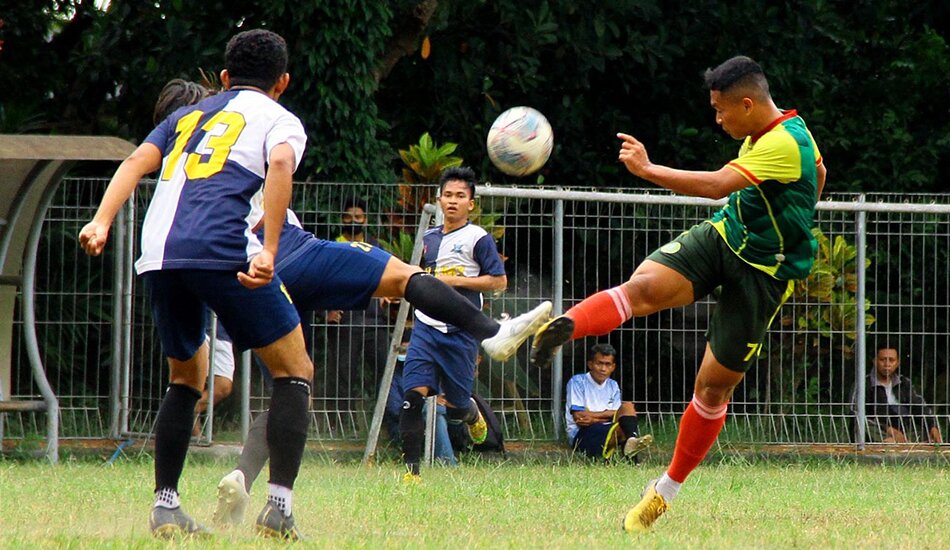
[5,179,948,448]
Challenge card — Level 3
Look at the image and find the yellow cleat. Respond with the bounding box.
[622,479,668,533]
[402,471,422,485]
[468,399,488,445]
[529,315,574,369]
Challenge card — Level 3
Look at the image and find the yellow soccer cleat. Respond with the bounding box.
[468,399,489,445]
[622,479,668,533]
[402,471,423,485]
[529,315,575,369]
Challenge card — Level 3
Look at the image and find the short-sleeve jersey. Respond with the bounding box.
[413,222,506,333]
[710,110,822,280]
[564,372,622,441]
[135,89,306,274]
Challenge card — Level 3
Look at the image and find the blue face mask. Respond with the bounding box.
[397,354,407,362]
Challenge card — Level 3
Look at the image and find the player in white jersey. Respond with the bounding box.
[144,80,554,521]
[80,29,311,540]
[398,166,536,481]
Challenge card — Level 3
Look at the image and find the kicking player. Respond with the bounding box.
[399,166,520,482]
[80,29,313,540]
[530,55,826,532]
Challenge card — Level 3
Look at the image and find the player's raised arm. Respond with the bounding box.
[79,142,162,256]
[616,133,748,200]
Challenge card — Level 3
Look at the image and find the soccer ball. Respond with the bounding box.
[486,106,554,177]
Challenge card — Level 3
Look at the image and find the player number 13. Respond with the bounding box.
[160,110,246,181]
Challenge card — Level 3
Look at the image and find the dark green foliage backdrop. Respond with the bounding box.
[1,1,948,190]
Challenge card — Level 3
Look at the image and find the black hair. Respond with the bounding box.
[438,166,477,198]
[225,29,288,91]
[588,343,617,361]
[153,79,209,125]
[704,55,770,98]
[342,197,368,213]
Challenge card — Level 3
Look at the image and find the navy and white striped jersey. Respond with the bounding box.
[413,222,505,333]
[135,89,306,274]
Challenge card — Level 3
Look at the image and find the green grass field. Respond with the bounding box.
[0,454,946,549]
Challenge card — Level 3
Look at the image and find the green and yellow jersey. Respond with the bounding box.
[709,110,822,281]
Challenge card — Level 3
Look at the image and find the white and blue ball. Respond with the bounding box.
[486,106,554,177]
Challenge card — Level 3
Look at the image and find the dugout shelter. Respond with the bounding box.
[0,135,135,463]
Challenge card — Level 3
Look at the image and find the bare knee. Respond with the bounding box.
[621,274,668,316]
[376,258,422,297]
[618,401,637,416]
[623,261,695,315]
[256,327,314,380]
[693,380,735,408]
[212,376,233,403]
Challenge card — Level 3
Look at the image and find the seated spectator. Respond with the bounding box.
[565,343,653,462]
[851,345,943,443]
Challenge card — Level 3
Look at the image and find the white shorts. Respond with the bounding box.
[205,334,236,381]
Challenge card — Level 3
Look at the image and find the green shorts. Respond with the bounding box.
[645,222,794,372]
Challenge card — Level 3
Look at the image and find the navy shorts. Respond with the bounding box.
[572,423,614,459]
[144,269,300,360]
[402,321,479,408]
[277,239,391,311]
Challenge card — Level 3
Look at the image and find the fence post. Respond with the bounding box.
[551,196,565,440]
[109,203,126,439]
[855,194,867,450]
[362,203,436,465]
[240,350,251,443]
[120,192,135,436]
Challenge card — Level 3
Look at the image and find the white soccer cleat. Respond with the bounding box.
[623,434,654,458]
[481,301,553,361]
[213,469,250,526]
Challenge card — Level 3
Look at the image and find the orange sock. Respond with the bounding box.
[565,286,632,338]
[667,394,728,483]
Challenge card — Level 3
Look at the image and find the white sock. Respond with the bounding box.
[267,483,293,516]
[154,487,180,509]
[654,473,682,502]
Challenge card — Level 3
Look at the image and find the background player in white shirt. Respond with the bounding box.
[565,343,653,462]
[399,167,551,481]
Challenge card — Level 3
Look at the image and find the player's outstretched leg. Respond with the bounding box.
[387,269,553,361]
[622,479,669,533]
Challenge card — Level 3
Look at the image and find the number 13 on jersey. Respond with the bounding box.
[160,110,247,181]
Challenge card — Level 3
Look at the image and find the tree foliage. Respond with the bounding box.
[0,1,947,190]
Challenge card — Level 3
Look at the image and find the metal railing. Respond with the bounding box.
[3,179,947,450]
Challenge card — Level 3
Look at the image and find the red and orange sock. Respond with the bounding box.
[657,394,728,500]
[565,286,633,339]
